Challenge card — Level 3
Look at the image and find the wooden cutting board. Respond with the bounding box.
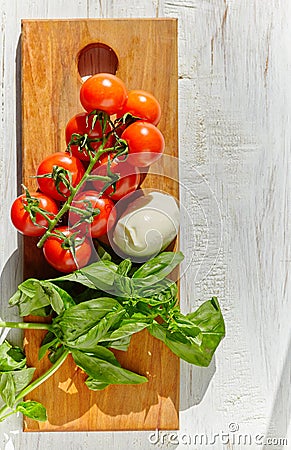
[21,18,179,432]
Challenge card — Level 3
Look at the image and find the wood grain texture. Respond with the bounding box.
[0,0,290,449]
[21,18,179,432]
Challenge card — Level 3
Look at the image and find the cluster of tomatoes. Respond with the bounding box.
[10,73,164,273]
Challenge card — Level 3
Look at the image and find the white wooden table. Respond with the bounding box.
[0,1,290,449]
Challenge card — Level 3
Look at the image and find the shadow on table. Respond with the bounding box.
[263,335,291,450]
[0,36,23,318]
[180,357,216,411]
[0,248,22,316]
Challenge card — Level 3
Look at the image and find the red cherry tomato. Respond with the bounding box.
[10,192,58,237]
[118,90,161,125]
[69,190,116,238]
[65,112,114,161]
[37,152,85,201]
[80,73,127,115]
[43,226,91,273]
[91,154,140,201]
[121,121,165,167]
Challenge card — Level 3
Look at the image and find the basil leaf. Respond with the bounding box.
[85,377,109,391]
[185,297,225,332]
[0,343,35,408]
[9,279,50,316]
[0,373,16,408]
[0,341,26,371]
[117,259,132,276]
[49,284,75,311]
[64,308,125,351]
[149,298,225,367]
[95,243,112,261]
[9,368,35,392]
[9,279,73,317]
[16,400,47,422]
[80,260,119,291]
[100,316,151,343]
[52,297,122,343]
[135,278,178,304]
[108,336,131,351]
[113,274,133,297]
[51,272,97,289]
[72,349,148,386]
[9,290,21,307]
[86,345,121,366]
[132,251,183,280]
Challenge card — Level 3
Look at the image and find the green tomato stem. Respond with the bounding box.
[36,147,111,249]
[36,113,128,249]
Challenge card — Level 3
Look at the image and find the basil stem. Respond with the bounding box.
[0,321,52,331]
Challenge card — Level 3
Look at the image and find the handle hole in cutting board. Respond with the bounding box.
[77,43,119,81]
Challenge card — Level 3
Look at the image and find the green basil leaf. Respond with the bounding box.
[64,307,125,351]
[132,251,183,281]
[52,297,122,343]
[85,377,109,391]
[9,279,50,316]
[16,400,47,422]
[79,260,119,291]
[0,373,16,408]
[0,341,26,371]
[9,290,21,307]
[9,279,73,317]
[10,368,35,392]
[39,282,65,315]
[72,349,148,386]
[100,317,151,343]
[117,259,132,276]
[49,284,75,311]
[135,278,178,304]
[95,243,112,261]
[10,279,36,298]
[185,297,225,334]
[85,345,121,366]
[149,298,225,367]
[113,274,133,297]
[108,336,131,351]
[51,271,97,289]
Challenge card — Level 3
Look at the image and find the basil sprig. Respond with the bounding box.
[0,251,225,423]
[0,341,46,422]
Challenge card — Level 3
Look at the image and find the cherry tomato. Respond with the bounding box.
[118,90,161,125]
[37,152,85,201]
[43,226,91,273]
[69,190,116,238]
[91,154,140,201]
[10,192,58,237]
[80,73,127,115]
[121,121,165,167]
[65,112,114,161]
